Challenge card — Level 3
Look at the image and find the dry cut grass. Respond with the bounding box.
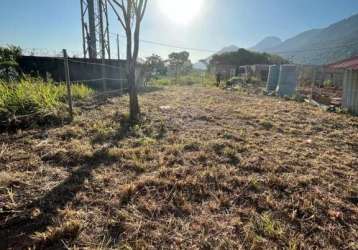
[0,85,357,249]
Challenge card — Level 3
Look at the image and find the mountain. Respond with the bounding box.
[215,45,240,55]
[199,13,358,67]
[269,29,322,53]
[193,61,207,70]
[194,45,240,70]
[250,36,282,52]
[205,45,239,62]
[264,13,358,65]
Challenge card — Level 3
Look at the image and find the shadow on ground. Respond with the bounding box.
[138,85,163,95]
[77,86,163,111]
[0,124,133,249]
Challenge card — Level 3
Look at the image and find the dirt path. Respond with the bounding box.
[1,86,357,249]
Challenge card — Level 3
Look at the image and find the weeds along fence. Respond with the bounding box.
[17,49,148,121]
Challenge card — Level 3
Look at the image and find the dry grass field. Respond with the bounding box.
[0,85,357,249]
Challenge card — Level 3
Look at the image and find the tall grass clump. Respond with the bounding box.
[57,83,94,101]
[150,77,172,86]
[0,78,93,129]
[150,72,216,87]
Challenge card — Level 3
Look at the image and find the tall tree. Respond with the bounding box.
[210,48,288,67]
[145,54,166,76]
[109,0,148,122]
[168,51,192,76]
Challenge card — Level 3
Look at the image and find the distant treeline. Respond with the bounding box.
[210,48,289,66]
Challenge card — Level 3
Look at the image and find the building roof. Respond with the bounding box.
[327,56,358,70]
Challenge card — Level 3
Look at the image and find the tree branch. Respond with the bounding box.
[108,0,127,31]
[140,0,148,21]
[112,0,124,12]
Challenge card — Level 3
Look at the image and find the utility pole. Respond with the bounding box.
[80,0,87,59]
[80,0,111,60]
[98,0,107,90]
[104,1,111,60]
[87,0,97,59]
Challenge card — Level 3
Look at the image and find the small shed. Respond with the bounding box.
[327,56,358,71]
[326,56,358,87]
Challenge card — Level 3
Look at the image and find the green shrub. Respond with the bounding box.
[151,77,172,86]
[67,83,94,100]
[323,79,333,87]
[0,46,22,82]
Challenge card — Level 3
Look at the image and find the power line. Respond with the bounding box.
[138,38,216,53]
[68,58,123,70]
[111,32,216,53]
[3,32,358,60]
[111,32,358,58]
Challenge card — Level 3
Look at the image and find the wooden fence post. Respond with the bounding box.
[63,49,73,121]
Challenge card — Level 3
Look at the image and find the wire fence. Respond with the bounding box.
[3,33,358,117]
[234,65,345,109]
[58,49,133,120]
[295,66,344,108]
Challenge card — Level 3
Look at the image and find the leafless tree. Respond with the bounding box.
[108,0,148,122]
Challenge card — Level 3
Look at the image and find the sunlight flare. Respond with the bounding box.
[158,0,204,25]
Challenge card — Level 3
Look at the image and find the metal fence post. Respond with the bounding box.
[117,34,120,60]
[63,49,73,121]
[311,68,316,100]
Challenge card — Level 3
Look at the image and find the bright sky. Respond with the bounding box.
[1,0,358,62]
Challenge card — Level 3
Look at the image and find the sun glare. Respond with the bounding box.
[158,0,204,25]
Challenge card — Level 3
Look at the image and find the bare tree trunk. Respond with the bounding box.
[128,62,140,122]
[109,0,147,123]
[128,7,142,122]
[126,29,140,122]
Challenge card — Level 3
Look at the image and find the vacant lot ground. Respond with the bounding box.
[1,86,357,249]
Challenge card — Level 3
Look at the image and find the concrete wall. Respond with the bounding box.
[18,56,144,90]
[266,65,279,92]
[277,65,298,97]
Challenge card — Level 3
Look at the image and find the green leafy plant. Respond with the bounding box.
[0,45,22,82]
